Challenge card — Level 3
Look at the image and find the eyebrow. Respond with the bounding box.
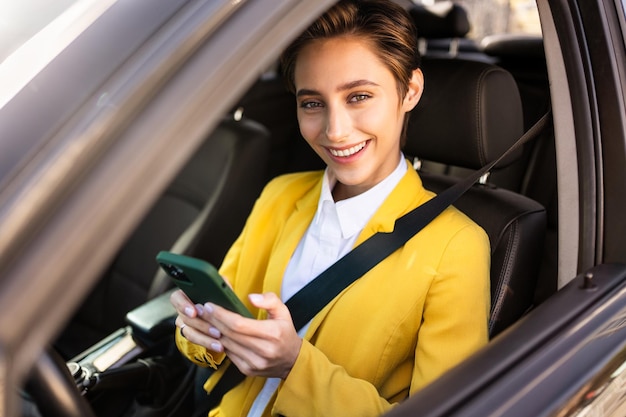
[296,79,380,97]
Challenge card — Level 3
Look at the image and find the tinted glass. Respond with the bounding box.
[0,0,80,63]
[415,0,542,39]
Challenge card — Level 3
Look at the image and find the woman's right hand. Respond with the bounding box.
[170,289,224,352]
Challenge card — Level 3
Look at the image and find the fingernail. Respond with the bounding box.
[195,304,204,315]
[210,342,223,352]
[208,327,221,338]
[204,303,214,314]
[184,306,195,317]
[249,293,263,304]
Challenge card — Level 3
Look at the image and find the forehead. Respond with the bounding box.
[294,36,394,90]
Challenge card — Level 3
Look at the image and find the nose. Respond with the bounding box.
[325,105,351,142]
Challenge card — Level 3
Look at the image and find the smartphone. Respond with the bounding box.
[156,251,253,318]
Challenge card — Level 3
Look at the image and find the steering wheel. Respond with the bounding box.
[24,347,96,417]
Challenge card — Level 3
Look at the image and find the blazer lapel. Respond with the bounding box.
[355,161,429,245]
[262,176,322,298]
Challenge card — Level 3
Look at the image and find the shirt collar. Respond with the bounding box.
[316,154,407,239]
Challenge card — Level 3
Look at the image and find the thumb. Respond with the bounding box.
[248,292,291,321]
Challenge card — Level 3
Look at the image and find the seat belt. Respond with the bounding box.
[206,111,552,403]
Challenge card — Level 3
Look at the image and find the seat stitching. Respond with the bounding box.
[489,219,520,333]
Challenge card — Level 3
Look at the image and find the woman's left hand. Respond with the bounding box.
[200,292,302,380]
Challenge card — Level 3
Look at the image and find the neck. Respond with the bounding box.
[331,182,364,202]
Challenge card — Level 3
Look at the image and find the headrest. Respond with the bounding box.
[481,34,545,60]
[405,58,524,170]
[409,2,470,39]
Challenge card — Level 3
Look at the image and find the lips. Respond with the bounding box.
[328,141,367,157]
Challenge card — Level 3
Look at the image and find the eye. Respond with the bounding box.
[349,93,371,103]
[299,100,323,110]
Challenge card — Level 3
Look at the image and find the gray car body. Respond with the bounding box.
[0,0,625,416]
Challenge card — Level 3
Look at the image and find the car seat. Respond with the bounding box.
[482,34,558,304]
[55,117,270,358]
[405,58,547,337]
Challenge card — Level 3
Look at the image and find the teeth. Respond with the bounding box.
[329,141,366,157]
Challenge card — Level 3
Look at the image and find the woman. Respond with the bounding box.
[170,0,490,415]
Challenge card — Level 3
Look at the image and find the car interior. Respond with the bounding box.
[30,1,558,415]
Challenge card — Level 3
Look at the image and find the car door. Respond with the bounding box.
[387,0,626,415]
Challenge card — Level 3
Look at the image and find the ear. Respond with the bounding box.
[402,68,424,112]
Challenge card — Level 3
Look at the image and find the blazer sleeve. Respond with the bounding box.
[175,327,226,369]
[273,222,490,417]
[412,222,490,390]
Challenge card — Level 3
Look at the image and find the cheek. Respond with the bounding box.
[376,101,405,134]
[297,113,322,143]
[356,105,393,133]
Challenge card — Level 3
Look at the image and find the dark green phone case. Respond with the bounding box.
[156,251,253,318]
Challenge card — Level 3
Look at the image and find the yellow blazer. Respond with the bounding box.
[176,161,490,417]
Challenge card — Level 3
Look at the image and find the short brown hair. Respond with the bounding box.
[280,0,421,100]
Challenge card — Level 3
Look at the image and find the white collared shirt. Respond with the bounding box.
[281,155,407,300]
[247,154,407,417]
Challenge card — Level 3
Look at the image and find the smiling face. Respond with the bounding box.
[294,36,423,201]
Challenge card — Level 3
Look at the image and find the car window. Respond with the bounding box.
[0,0,80,64]
[413,0,542,39]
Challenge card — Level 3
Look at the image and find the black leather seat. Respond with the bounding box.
[56,117,270,358]
[482,34,558,303]
[406,58,547,337]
